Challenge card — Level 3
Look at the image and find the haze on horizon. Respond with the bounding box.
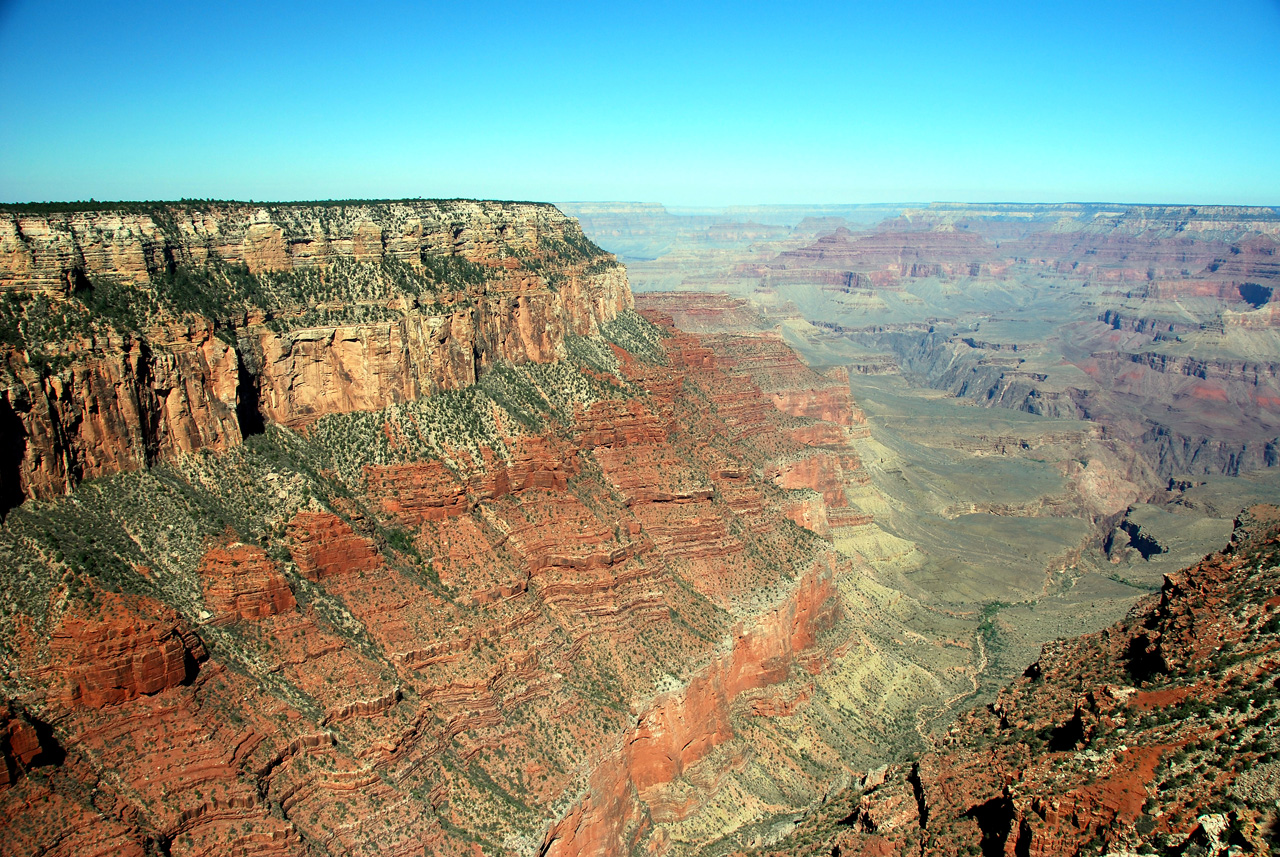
[1,0,1277,207]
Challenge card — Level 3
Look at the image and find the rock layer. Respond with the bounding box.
[48,591,207,708]
[0,200,630,505]
[0,283,983,857]
[198,542,297,624]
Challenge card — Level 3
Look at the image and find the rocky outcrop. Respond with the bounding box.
[0,200,630,505]
[575,399,669,450]
[48,591,207,708]
[287,511,384,581]
[0,704,45,790]
[756,505,1280,857]
[1098,309,1199,339]
[770,386,865,427]
[363,460,473,523]
[629,292,769,333]
[5,321,242,502]
[1088,349,1280,388]
[365,436,579,526]
[198,542,296,624]
[768,452,861,509]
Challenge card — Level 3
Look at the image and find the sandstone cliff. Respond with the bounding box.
[0,200,630,506]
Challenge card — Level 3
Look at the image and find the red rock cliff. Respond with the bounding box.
[0,200,631,504]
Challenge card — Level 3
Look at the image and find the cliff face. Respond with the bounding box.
[2,321,244,504]
[844,324,1280,481]
[0,259,988,857]
[0,201,622,289]
[0,200,631,505]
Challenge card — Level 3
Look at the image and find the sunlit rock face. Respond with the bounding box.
[0,200,630,504]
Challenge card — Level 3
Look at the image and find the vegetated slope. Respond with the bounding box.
[0,206,988,857]
[747,504,1280,857]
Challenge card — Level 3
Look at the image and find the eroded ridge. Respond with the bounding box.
[0,284,978,855]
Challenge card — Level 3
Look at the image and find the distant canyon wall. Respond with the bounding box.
[838,326,1280,480]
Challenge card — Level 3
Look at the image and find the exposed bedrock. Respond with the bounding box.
[197,542,297,624]
[47,591,208,708]
[2,300,953,855]
[843,329,1086,419]
[1098,309,1200,339]
[1140,423,1280,478]
[0,702,51,791]
[0,201,630,506]
[737,228,999,290]
[3,322,243,504]
[542,562,839,857]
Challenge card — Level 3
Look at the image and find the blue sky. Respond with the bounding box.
[1,0,1277,205]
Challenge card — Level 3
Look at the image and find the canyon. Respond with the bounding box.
[2,199,1279,857]
[0,201,986,856]
[565,201,1280,855]
[565,202,1280,486]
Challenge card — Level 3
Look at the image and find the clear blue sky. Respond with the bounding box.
[1,0,1277,205]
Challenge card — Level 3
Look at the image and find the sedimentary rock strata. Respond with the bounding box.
[0,200,629,506]
[737,205,1280,484]
[198,542,296,624]
[0,225,990,857]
